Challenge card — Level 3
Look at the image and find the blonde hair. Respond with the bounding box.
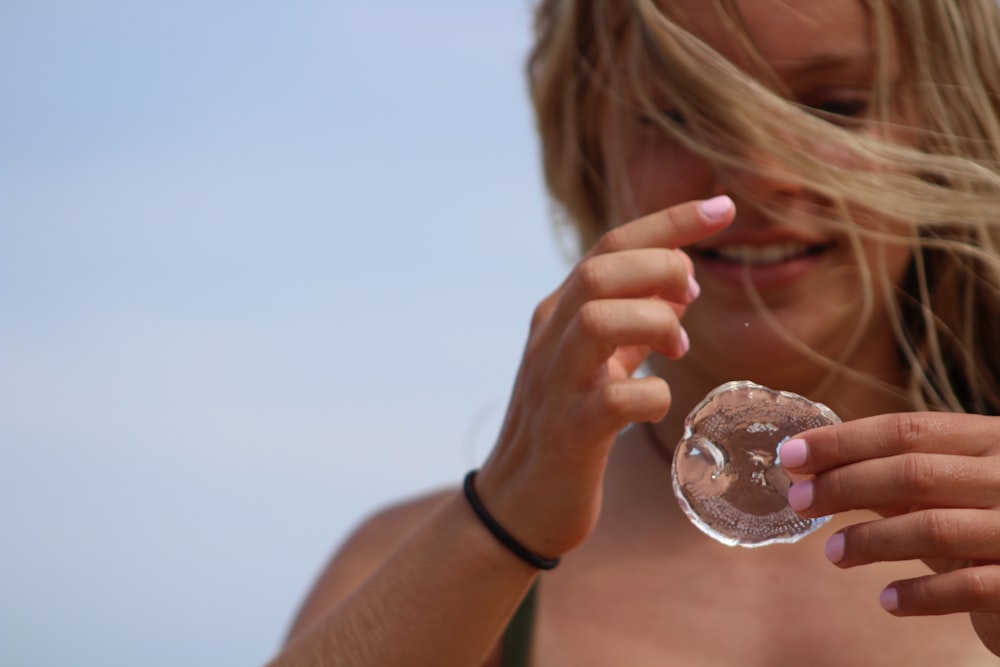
[527,0,1000,414]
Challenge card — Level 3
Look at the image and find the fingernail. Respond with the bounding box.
[687,273,701,300]
[678,327,690,355]
[778,438,808,468]
[824,532,845,564]
[787,479,814,511]
[699,195,734,222]
[880,586,899,612]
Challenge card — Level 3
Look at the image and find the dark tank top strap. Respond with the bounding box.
[501,580,539,667]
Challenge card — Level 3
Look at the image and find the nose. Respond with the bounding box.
[716,150,807,202]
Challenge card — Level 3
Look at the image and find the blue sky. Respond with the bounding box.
[1,2,569,665]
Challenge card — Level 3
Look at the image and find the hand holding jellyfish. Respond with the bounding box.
[673,381,839,547]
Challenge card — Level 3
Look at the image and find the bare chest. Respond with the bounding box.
[530,548,996,666]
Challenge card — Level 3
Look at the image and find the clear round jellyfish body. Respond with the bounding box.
[672,381,841,547]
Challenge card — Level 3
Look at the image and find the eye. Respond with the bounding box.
[807,98,870,125]
[639,108,687,127]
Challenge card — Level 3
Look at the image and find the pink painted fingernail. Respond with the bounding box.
[880,586,899,612]
[699,195,734,222]
[787,479,814,512]
[824,532,845,564]
[687,273,701,300]
[678,327,690,355]
[778,438,808,468]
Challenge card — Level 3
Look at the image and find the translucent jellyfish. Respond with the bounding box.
[672,381,840,547]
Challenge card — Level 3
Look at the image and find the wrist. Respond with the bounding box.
[463,470,561,570]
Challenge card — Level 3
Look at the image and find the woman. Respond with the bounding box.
[270,1,1000,664]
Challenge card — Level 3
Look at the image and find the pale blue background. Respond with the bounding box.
[1,2,569,665]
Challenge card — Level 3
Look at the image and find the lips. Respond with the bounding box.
[690,236,837,288]
[697,241,834,266]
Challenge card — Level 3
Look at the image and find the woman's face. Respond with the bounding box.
[608,0,915,392]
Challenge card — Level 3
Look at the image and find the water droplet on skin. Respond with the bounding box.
[672,381,840,547]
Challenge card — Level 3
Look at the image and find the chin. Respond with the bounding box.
[681,302,874,393]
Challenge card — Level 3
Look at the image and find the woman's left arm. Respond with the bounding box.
[781,412,1000,656]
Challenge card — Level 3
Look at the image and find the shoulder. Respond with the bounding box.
[342,488,458,568]
[285,486,457,643]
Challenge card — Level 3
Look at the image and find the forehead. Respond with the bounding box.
[668,0,873,74]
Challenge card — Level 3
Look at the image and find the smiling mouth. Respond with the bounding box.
[696,241,834,266]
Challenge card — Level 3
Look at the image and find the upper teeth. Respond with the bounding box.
[712,242,815,265]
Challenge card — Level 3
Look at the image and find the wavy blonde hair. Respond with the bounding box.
[527,0,1000,415]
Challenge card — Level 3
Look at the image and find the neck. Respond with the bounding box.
[645,343,912,456]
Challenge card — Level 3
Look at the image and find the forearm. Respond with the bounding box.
[268,491,539,667]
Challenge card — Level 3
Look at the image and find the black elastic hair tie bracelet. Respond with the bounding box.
[463,470,561,570]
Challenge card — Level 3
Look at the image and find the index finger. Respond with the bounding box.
[781,412,1000,474]
[587,195,735,258]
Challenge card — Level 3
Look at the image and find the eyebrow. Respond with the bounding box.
[773,52,874,78]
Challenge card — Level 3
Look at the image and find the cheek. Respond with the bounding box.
[873,237,915,289]
[806,116,918,175]
[848,222,915,316]
[620,147,714,222]
[853,207,916,282]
